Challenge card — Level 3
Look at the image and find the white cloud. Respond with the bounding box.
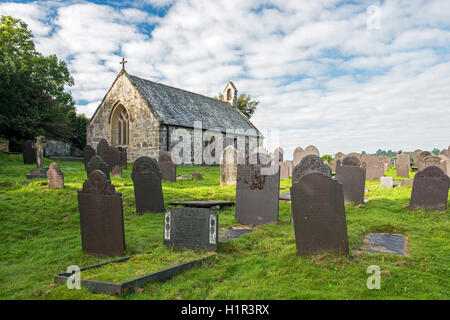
[1,0,449,156]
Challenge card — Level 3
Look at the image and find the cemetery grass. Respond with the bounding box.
[0,154,448,300]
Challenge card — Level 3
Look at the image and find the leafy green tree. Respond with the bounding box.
[214,92,259,119]
[321,155,333,163]
[0,16,87,150]
[431,148,440,156]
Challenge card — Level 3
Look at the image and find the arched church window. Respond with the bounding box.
[111,104,129,146]
[227,88,232,100]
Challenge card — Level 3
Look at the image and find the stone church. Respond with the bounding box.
[87,68,261,162]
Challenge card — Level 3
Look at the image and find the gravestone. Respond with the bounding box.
[304,145,320,156]
[47,162,64,188]
[164,207,218,251]
[409,166,450,211]
[273,147,284,162]
[293,146,304,168]
[159,152,177,182]
[440,149,448,157]
[235,152,280,226]
[379,156,391,171]
[131,156,164,213]
[26,136,48,179]
[103,146,121,176]
[364,233,407,256]
[380,176,394,188]
[418,155,445,173]
[293,154,332,181]
[286,160,293,177]
[413,149,423,166]
[347,153,362,164]
[396,153,410,178]
[291,158,349,255]
[332,152,345,172]
[279,161,290,179]
[220,145,238,186]
[77,170,125,257]
[335,155,366,204]
[364,156,384,180]
[417,151,432,170]
[86,155,110,180]
[82,145,96,169]
[438,155,450,175]
[111,165,122,178]
[96,139,109,159]
[117,146,127,169]
[22,140,37,164]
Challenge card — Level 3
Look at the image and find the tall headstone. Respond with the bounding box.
[103,146,121,176]
[364,156,384,180]
[82,145,96,169]
[158,152,177,182]
[22,140,37,164]
[26,136,48,179]
[396,153,410,178]
[291,157,349,255]
[47,162,64,188]
[77,170,125,257]
[413,149,423,166]
[293,146,304,168]
[86,155,110,180]
[286,160,293,177]
[117,146,127,169]
[409,166,450,211]
[279,161,290,179]
[131,156,165,213]
[96,139,109,159]
[235,152,280,226]
[332,152,345,172]
[335,155,366,204]
[220,145,238,186]
[164,207,218,251]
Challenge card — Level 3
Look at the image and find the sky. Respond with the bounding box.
[1,0,449,158]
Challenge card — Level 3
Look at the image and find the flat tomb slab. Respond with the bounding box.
[364,233,407,256]
[219,227,255,242]
[169,200,235,209]
[54,251,209,296]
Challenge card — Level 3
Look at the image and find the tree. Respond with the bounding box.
[0,16,87,150]
[431,148,440,156]
[214,92,259,119]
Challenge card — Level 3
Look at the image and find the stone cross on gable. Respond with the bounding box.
[120,57,127,71]
[35,136,47,169]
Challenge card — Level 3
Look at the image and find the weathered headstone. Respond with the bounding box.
[131,156,164,213]
[440,149,448,157]
[164,207,218,251]
[438,155,450,175]
[396,153,410,178]
[158,152,177,182]
[220,145,237,186]
[96,139,109,158]
[279,161,290,179]
[22,140,37,164]
[77,170,125,257]
[117,146,127,169]
[86,155,110,180]
[418,155,446,173]
[332,152,345,172]
[26,136,48,179]
[291,157,349,255]
[82,145,96,169]
[347,153,362,164]
[47,162,64,188]
[413,149,423,166]
[111,165,122,178]
[235,152,280,226]
[409,166,450,211]
[286,160,293,177]
[293,146,304,168]
[274,147,284,162]
[364,156,384,180]
[292,154,332,181]
[335,155,366,204]
[380,176,394,188]
[103,146,121,175]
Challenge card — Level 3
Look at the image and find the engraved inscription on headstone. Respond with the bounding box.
[235,152,280,226]
[47,162,64,188]
[335,155,366,204]
[409,166,450,211]
[131,156,164,213]
[86,155,110,180]
[159,152,177,182]
[164,207,218,251]
[77,170,125,257]
[291,170,349,255]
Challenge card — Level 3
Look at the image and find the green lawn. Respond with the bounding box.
[0,153,448,300]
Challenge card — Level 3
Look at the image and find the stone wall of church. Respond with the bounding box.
[86,73,160,162]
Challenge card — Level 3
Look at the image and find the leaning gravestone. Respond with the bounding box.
[164,207,218,251]
[77,170,125,257]
[96,139,109,159]
[335,155,366,204]
[82,145,96,170]
[396,153,410,178]
[364,156,384,180]
[235,152,280,226]
[409,166,450,211]
[220,145,238,186]
[159,152,176,182]
[22,140,37,164]
[131,156,164,213]
[291,156,349,255]
[86,155,110,180]
[47,162,64,188]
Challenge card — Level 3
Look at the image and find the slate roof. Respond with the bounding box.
[126,73,260,136]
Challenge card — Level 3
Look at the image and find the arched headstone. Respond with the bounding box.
[419,155,445,173]
[47,162,64,188]
[235,152,280,225]
[335,156,366,204]
[293,146,304,168]
[131,156,164,213]
[220,145,238,186]
[292,154,331,183]
[159,152,177,182]
[103,146,121,177]
[86,155,110,180]
[77,170,125,257]
[409,166,450,211]
[82,145,96,169]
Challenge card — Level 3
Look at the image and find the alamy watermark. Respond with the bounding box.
[367,5,381,30]
[66,265,81,290]
[366,265,381,289]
